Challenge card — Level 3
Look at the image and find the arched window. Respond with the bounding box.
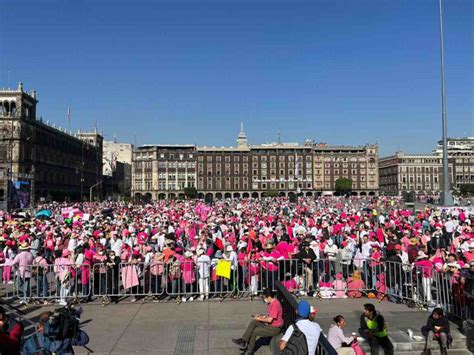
[3,101,10,116]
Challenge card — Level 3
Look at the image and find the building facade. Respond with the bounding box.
[0,84,103,208]
[103,140,133,198]
[380,137,474,196]
[379,152,453,196]
[132,125,379,201]
[433,137,474,189]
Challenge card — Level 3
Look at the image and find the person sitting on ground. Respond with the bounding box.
[359,303,394,355]
[327,315,360,355]
[22,311,51,355]
[421,308,450,355]
[278,300,321,354]
[232,288,283,355]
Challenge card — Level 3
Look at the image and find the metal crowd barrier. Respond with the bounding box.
[0,257,471,321]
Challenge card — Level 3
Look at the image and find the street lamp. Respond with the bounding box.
[438,0,453,205]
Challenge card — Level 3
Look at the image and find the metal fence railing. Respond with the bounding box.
[1,258,471,321]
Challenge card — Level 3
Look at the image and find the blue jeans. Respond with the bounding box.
[17,277,31,302]
[37,274,49,298]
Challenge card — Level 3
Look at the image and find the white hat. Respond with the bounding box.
[196,248,204,256]
[226,245,233,252]
[184,251,193,258]
[327,239,334,246]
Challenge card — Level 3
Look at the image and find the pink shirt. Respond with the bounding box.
[12,251,34,278]
[267,299,284,328]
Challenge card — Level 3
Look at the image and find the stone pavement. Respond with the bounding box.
[12,298,469,355]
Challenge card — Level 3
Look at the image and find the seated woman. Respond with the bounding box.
[421,308,450,355]
[347,271,365,298]
[327,315,363,355]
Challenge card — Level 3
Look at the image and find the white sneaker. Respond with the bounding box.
[199,295,205,301]
[189,297,194,302]
[8,281,14,284]
[181,297,187,303]
[59,301,67,306]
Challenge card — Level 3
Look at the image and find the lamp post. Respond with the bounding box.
[438,0,453,205]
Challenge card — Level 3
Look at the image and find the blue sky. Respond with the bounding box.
[0,0,472,156]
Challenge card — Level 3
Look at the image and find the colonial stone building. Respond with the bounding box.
[380,137,474,197]
[132,125,379,201]
[0,84,103,209]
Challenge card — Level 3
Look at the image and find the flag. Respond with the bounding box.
[67,106,71,121]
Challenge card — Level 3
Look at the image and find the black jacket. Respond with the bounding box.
[426,315,450,334]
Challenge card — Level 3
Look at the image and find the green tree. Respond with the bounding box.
[335,178,353,194]
[459,184,474,196]
[263,189,279,198]
[183,187,198,199]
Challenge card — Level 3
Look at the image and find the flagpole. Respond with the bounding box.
[67,106,71,133]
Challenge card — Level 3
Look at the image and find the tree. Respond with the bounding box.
[335,178,353,194]
[459,184,474,196]
[263,189,279,198]
[183,187,198,199]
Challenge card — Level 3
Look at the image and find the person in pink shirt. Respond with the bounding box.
[347,270,365,298]
[260,241,282,291]
[54,249,73,306]
[332,273,347,298]
[414,251,434,304]
[232,289,283,354]
[12,242,34,304]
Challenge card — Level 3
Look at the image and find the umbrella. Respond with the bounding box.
[36,210,52,218]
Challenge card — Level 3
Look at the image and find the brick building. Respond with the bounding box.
[132,124,379,201]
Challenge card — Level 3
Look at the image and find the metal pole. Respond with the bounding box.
[90,180,102,203]
[80,142,84,201]
[438,0,453,206]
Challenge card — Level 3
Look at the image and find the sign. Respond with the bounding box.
[216,260,231,279]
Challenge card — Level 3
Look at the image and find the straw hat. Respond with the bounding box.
[19,242,30,251]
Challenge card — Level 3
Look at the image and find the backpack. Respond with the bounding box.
[282,323,309,355]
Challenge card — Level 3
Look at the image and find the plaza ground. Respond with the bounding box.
[10,297,469,355]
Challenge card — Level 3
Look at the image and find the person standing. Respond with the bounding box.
[278,300,321,354]
[12,242,34,305]
[359,303,394,355]
[232,289,283,354]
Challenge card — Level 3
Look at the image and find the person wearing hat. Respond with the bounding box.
[279,299,322,354]
[233,289,283,355]
[223,245,238,296]
[298,241,317,295]
[414,251,434,305]
[12,241,34,304]
[196,248,210,301]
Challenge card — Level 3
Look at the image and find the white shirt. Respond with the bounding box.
[281,319,321,354]
[197,254,211,278]
[110,238,123,256]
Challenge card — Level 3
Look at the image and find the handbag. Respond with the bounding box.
[351,341,366,355]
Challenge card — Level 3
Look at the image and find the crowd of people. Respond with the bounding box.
[0,196,472,316]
